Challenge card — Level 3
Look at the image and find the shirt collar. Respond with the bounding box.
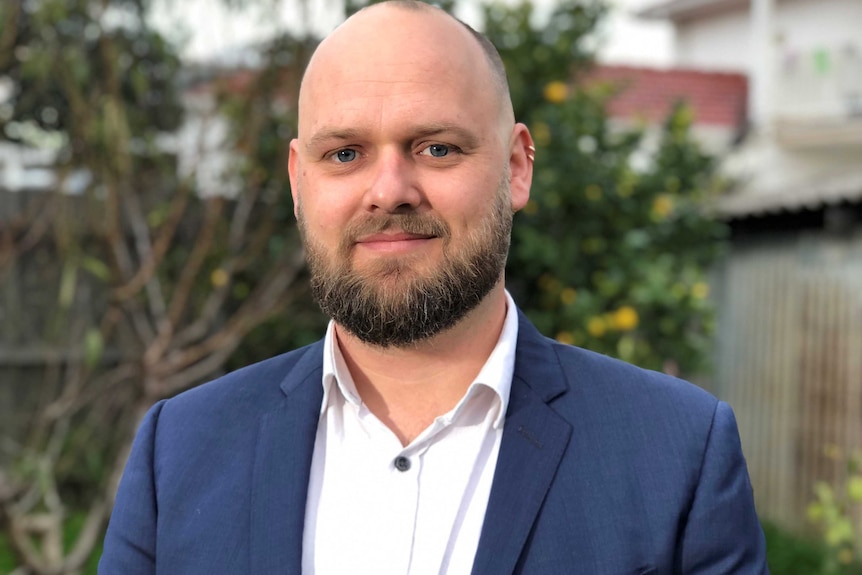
[320,291,519,429]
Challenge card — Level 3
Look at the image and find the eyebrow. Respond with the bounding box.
[306,128,363,151]
[411,124,481,149]
[305,123,481,151]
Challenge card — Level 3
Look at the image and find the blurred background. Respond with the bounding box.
[1,0,861,572]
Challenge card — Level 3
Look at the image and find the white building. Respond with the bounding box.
[636,0,862,533]
[637,0,862,216]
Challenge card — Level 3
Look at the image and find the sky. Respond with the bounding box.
[148,0,675,67]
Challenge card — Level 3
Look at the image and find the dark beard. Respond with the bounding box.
[300,183,512,348]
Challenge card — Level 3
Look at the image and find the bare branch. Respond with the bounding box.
[104,181,141,289]
[228,184,261,254]
[42,362,139,423]
[7,515,49,574]
[152,249,305,384]
[0,1,21,70]
[121,189,169,323]
[157,345,237,396]
[117,296,158,346]
[165,197,224,328]
[142,197,225,368]
[0,196,58,281]
[112,183,192,301]
[63,499,109,572]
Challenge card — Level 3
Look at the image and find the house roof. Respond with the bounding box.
[637,0,748,21]
[716,170,862,218]
[585,65,748,128]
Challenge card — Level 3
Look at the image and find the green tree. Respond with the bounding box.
[0,1,316,571]
[808,448,862,574]
[489,1,727,375]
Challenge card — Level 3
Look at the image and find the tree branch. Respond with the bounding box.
[112,182,192,302]
[142,197,225,368]
[121,189,169,324]
[152,249,305,384]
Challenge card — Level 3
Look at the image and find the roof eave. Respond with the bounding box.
[636,0,747,21]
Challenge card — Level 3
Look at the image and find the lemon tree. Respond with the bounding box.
[485,1,727,374]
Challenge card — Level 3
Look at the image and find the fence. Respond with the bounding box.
[713,228,862,531]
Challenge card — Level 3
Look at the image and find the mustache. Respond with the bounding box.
[342,213,451,244]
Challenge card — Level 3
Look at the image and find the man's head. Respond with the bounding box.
[288,0,534,347]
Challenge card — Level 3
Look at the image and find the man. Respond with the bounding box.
[100,2,768,574]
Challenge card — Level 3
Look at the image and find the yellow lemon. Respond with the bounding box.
[532,121,551,146]
[587,316,606,338]
[651,194,674,219]
[556,331,575,345]
[543,81,569,104]
[210,268,229,287]
[612,306,639,331]
[691,282,710,300]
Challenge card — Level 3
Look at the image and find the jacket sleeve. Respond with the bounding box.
[677,400,769,574]
[99,400,166,575]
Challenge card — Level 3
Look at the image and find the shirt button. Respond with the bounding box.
[393,456,411,472]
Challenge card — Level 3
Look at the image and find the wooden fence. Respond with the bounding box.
[713,229,862,532]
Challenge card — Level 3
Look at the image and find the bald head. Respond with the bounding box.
[297,1,514,137]
[355,1,511,102]
[288,0,536,230]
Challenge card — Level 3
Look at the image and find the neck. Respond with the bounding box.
[335,283,509,445]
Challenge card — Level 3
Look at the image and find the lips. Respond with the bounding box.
[356,232,436,243]
[353,231,438,253]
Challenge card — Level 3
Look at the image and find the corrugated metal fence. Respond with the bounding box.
[714,230,862,531]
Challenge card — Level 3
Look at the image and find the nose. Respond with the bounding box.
[363,148,423,214]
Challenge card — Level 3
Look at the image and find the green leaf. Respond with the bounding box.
[81,256,110,281]
[84,329,104,369]
[847,475,862,502]
[59,260,79,309]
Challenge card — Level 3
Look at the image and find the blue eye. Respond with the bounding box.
[423,144,450,158]
[335,149,357,162]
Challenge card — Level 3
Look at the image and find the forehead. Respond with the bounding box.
[297,7,501,140]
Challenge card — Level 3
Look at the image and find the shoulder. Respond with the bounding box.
[514,314,722,452]
[552,340,716,411]
[154,340,324,428]
[550,340,722,442]
[514,309,717,419]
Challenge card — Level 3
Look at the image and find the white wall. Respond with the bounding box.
[675,8,751,71]
[671,0,862,121]
[661,0,862,209]
[774,0,862,50]
[771,0,862,119]
[673,0,862,71]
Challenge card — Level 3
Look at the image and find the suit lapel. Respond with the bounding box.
[471,313,572,575]
[250,342,324,575]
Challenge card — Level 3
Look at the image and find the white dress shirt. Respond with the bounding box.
[301,292,519,575]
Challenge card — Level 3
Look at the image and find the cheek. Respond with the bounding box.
[431,172,498,220]
[304,203,359,256]
[300,176,357,222]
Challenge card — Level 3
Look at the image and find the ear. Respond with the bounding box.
[507,123,534,212]
[288,139,301,219]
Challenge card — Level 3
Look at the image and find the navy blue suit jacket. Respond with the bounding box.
[100,311,768,574]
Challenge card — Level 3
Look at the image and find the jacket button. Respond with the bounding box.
[394,456,411,472]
